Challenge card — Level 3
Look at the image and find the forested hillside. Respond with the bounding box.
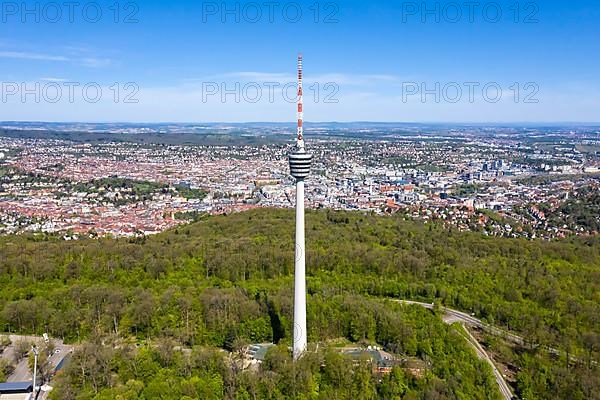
[1,209,599,399]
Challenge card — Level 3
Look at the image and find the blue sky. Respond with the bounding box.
[0,0,599,122]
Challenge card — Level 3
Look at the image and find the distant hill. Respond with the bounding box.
[1,122,599,146]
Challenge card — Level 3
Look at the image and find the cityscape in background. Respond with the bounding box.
[1,122,598,240]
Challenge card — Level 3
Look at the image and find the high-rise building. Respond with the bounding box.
[289,54,312,360]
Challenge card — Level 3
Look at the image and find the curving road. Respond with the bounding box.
[460,324,515,400]
[398,300,588,363]
[397,300,515,400]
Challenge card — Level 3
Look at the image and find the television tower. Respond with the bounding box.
[289,54,312,359]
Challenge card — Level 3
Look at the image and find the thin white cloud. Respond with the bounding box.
[0,51,69,62]
[40,77,69,82]
[0,49,112,68]
[62,45,95,54]
[81,57,112,68]
[2,83,597,123]
[222,72,295,84]
[227,72,403,85]
[364,74,401,81]
[180,72,295,87]
[184,72,405,87]
[226,72,292,79]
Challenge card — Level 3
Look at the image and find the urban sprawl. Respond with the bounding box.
[0,126,598,239]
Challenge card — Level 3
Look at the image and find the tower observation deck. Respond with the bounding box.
[289,151,312,180]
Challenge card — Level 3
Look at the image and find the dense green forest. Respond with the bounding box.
[49,302,501,400]
[1,208,599,399]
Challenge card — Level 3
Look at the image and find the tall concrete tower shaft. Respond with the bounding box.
[289,54,312,359]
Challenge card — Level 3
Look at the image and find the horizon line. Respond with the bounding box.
[1,120,600,126]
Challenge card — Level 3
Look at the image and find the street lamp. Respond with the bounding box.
[31,346,38,399]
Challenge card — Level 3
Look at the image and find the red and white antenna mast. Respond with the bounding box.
[297,53,305,150]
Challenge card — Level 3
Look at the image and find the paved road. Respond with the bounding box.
[2,335,44,382]
[460,325,515,400]
[398,300,588,363]
[398,300,515,400]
